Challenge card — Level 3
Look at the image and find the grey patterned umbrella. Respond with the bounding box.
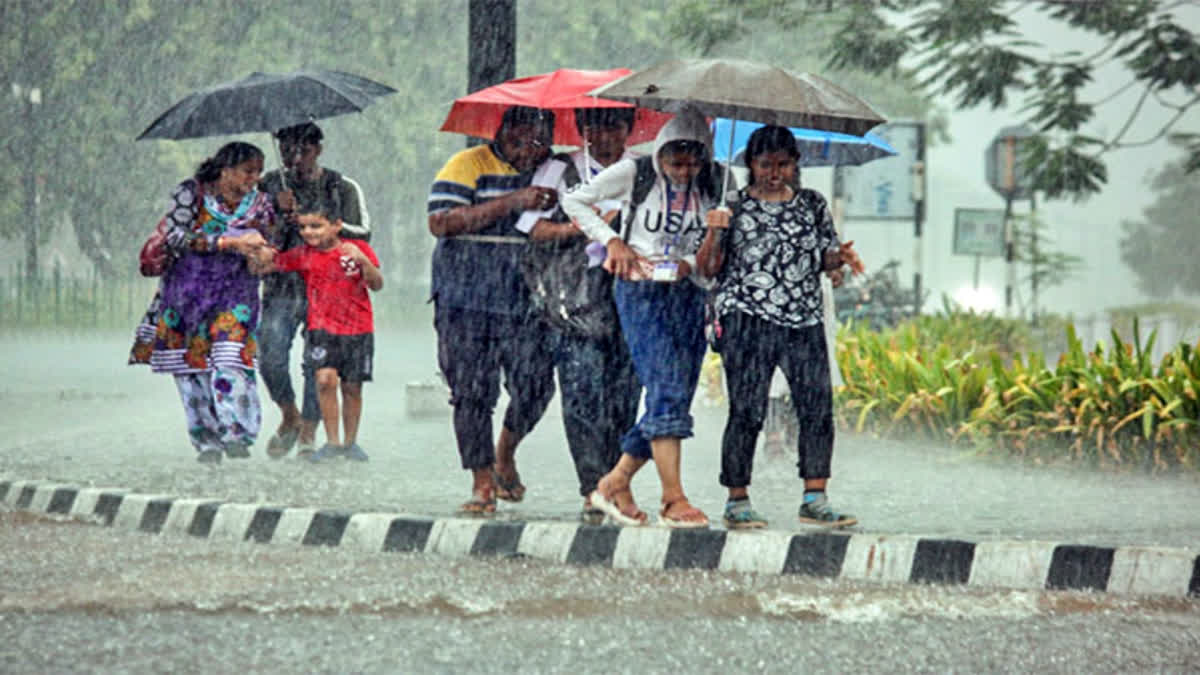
[589,58,885,137]
[136,69,396,140]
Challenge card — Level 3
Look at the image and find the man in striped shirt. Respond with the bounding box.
[427,106,559,514]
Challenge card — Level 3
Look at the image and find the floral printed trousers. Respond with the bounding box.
[173,367,262,453]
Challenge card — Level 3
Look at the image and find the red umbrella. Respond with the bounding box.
[438,68,672,146]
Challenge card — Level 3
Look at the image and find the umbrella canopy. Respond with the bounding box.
[438,68,673,146]
[137,69,397,140]
[711,119,898,167]
[590,58,886,137]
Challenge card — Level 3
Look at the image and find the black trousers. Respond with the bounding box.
[718,311,834,487]
[435,304,555,470]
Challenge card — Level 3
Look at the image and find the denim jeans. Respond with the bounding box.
[551,325,639,496]
[718,311,833,486]
[435,304,556,470]
[258,283,319,422]
[613,279,707,459]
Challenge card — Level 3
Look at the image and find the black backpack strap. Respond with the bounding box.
[630,156,657,211]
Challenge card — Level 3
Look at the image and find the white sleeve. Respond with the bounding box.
[561,159,637,247]
[340,176,371,237]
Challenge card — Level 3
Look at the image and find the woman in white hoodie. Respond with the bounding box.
[562,108,730,528]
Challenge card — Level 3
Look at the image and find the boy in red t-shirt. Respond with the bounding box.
[269,212,383,462]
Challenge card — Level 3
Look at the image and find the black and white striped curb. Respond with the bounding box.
[3,478,1198,598]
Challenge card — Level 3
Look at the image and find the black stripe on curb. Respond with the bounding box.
[566,525,620,566]
[245,507,284,543]
[16,485,37,509]
[1046,544,1115,591]
[302,511,350,547]
[665,529,727,570]
[0,481,10,501]
[783,533,851,577]
[94,493,124,525]
[471,522,525,557]
[1188,555,1200,598]
[382,517,434,553]
[138,499,174,534]
[911,539,976,585]
[47,488,78,514]
[188,502,222,537]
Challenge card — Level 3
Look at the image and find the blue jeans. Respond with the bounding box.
[258,285,319,422]
[551,325,639,496]
[613,279,707,459]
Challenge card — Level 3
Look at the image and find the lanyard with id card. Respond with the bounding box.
[653,185,689,282]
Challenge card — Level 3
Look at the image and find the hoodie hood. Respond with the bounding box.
[650,106,713,179]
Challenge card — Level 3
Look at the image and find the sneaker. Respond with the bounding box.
[307,443,342,463]
[224,443,251,459]
[343,443,369,462]
[196,449,223,465]
[797,493,857,527]
[295,441,316,460]
[723,499,768,530]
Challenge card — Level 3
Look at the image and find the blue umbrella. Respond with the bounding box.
[711,118,897,167]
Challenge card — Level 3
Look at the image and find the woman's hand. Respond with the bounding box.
[603,239,651,280]
[705,206,731,229]
[838,240,865,276]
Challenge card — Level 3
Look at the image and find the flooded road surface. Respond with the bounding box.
[3,321,1200,671]
[3,510,1199,673]
[2,323,1199,548]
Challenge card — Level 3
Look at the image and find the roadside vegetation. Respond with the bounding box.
[836,310,1200,472]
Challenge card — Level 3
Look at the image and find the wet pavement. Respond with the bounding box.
[3,510,1199,674]
[3,318,1200,672]
[2,320,1199,550]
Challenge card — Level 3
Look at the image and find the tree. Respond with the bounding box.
[1011,210,1085,321]
[1119,147,1200,296]
[669,0,1200,201]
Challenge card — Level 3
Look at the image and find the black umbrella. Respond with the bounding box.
[136,69,397,140]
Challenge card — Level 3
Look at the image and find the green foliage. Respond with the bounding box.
[3,0,695,284]
[835,315,1200,471]
[672,0,1200,199]
[1119,153,1200,296]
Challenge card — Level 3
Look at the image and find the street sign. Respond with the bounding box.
[985,125,1034,200]
[953,208,1006,257]
[836,122,921,220]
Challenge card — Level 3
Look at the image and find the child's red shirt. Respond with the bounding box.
[274,239,379,335]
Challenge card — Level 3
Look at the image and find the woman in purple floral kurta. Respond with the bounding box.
[130,142,276,463]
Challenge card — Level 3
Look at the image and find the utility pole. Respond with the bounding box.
[466,0,515,147]
[14,83,41,283]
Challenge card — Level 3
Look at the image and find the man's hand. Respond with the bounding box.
[513,186,558,212]
[277,189,298,222]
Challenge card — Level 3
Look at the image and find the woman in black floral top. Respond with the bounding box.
[697,125,864,530]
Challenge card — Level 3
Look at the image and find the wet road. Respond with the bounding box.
[3,318,1199,548]
[3,317,1200,671]
[3,510,1199,673]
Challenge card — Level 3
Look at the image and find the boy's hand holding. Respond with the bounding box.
[339,241,365,278]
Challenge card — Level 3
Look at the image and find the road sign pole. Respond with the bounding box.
[1003,193,1015,317]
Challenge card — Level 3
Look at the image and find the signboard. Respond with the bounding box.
[985,125,1034,200]
[953,208,1006,257]
[836,122,921,220]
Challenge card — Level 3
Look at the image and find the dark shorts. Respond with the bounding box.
[304,330,374,382]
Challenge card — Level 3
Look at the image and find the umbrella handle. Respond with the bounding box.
[273,137,289,191]
[720,119,736,207]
